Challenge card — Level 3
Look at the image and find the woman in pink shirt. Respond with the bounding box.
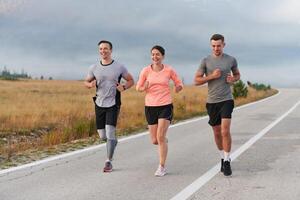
[136,45,183,177]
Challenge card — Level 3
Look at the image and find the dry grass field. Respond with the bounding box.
[0,79,277,168]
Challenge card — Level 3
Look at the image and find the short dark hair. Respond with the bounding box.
[151,45,165,56]
[98,40,113,49]
[210,34,225,42]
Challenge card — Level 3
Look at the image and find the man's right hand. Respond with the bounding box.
[211,69,221,79]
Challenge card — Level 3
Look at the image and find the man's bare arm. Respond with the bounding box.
[194,69,221,86]
[84,76,96,89]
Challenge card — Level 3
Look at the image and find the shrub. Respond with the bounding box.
[247,81,271,91]
[233,80,248,99]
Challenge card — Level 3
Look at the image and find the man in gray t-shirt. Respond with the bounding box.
[87,59,129,108]
[84,40,134,173]
[194,34,240,176]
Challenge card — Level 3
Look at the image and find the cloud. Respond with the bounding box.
[242,64,300,88]
[0,0,27,14]
[255,0,300,24]
[231,0,300,25]
[0,0,299,87]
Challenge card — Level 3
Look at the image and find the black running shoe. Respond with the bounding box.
[103,161,113,173]
[223,160,232,176]
[220,159,224,173]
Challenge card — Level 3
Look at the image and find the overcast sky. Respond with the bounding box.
[0,0,300,87]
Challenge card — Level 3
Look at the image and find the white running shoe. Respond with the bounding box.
[154,165,167,177]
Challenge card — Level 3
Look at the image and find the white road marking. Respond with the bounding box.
[170,99,300,200]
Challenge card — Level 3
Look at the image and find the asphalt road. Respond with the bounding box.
[1,88,299,200]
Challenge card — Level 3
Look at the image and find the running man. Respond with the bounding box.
[136,45,183,177]
[84,40,134,172]
[194,34,240,176]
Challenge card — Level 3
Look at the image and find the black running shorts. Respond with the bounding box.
[206,100,234,126]
[94,104,120,129]
[145,104,173,125]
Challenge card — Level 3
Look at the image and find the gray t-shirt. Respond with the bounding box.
[198,53,238,103]
[87,60,129,107]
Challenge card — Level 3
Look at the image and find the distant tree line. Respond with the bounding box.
[247,81,271,91]
[0,66,31,80]
[0,66,54,80]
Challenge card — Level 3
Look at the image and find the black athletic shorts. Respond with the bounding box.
[206,100,234,126]
[145,104,173,125]
[94,102,120,129]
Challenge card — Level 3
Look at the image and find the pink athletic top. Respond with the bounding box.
[136,64,183,106]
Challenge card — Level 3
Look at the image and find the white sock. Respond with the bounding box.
[224,151,231,161]
[219,150,224,159]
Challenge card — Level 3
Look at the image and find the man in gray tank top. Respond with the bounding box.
[84,40,134,172]
[194,34,240,176]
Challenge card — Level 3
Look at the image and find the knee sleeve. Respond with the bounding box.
[106,125,116,140]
